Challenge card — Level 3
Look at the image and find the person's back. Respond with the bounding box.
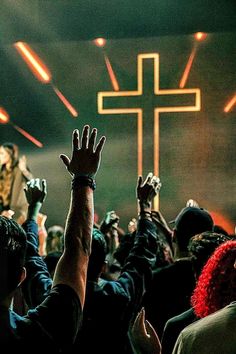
[73,173,161,354]
[172,301,236,354]
[143,206,214,337]
[144,257,196,337]
[0,214,81,353]
[161,231,231,354]
[170,238,236,354]
[75,280,133,353]
[0,125,106,353]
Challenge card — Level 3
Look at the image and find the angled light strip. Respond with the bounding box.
[52,85,78,117]
[14,42,78,117]
[0,107,43,148]
[224,94,236,113]
[179,32,207,89]
[179,47,197,88]
[104,54,119,91]
[14,42,51,83]
[93,38,120,91]
[10,122,43,148]
[98,53,201,210]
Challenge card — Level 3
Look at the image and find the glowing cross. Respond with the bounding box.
[98,53,201,209]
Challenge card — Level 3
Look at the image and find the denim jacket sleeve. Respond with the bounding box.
[22,219,52,308]
[103,218,157,321]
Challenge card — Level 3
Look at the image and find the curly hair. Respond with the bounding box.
[188,231,231,277]
[191,240,236,318]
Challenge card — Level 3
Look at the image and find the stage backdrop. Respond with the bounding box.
[0,31,235,233]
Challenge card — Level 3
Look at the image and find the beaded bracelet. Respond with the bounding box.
[71,175,96,191]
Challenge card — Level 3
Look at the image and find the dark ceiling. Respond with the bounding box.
[1,0,236,44]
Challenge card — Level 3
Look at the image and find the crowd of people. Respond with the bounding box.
[0,124,236,353]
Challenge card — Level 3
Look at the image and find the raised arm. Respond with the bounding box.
[22,178,52,308]
[129,307,161,354]
[18,155,34,181]
[54,125,106,307]
[137,173,162,220]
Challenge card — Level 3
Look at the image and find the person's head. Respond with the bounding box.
[44,251,62,279]
[113,231,136,267]
[191,240,236,318]
[171,207,214,254]
[87,228,107,281]
[188,231,231,278]
[213,224,229,236]
[0,216,27,304]
[46,225,64,254]
[0,143,19,169]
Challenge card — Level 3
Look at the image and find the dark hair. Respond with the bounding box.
[113,231,135,267]
[188,231,231,277]
[44,251,62,277]
[191,240,236,318]
[0,216,26,302]
[1,142,19,168]
[87,228,107,281]
[173,207,214,251]
[213,224,229,236]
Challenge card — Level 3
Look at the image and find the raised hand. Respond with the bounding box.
[137,172,162,211]
[100,210,120,234]
[18,155,27,172]
[151,210,173,235]
[60,125,106,177]
[24,178,47,206]
[0,209,15,219]
[129,308,161,354]
[186,199,199,208]
[128,217,137,233]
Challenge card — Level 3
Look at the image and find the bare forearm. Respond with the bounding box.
[53,185,94,306]
[55,125,106,306]
[64,187,94,254]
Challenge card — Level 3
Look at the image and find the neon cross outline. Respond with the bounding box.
[98,53,201,209]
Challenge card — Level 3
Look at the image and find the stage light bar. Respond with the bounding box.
[14,41,52,83]
[14,42,78,117]
[224,94,236,113]
[179,47,197,88]
[0,106,43,148]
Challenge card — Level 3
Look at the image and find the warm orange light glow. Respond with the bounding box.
[93,38,107,47]
[11,123,43,148]
[14,42,52,83]
[0,107,10,124]
[104,54,119,91]
[210,211,235,235]
[194,32,207,41]
[224,94,236,113]
[0,106,43,147]
[52,85,78,117]
[14,42,78,119]
[179,47,197,88]
[98,53,201,210]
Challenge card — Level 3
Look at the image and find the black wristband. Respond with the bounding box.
[71,176,96,191]
[138,210,152,219]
